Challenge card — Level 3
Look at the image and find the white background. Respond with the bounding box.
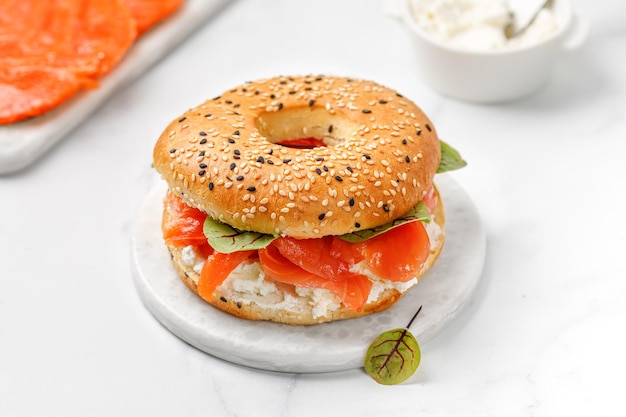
[1,0,625,415]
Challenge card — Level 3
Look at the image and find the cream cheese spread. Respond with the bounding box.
[409,0,558,51]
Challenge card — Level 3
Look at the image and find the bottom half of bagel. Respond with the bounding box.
[162,196,446,325]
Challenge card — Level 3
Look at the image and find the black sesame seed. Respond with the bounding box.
[208,182,214,190]
[233,155,240,159]
[362,109,371,114]
[283,158,291,163]
[346,166,353,173]
[363,154,371,160]
[349,197,355,206]
[267,160,274,165]
[268,149,274,155]
[247,186,256,192]
[225,100,232,104]
[308,99,315,107]
[204,113,212,118]
[169,148,176,153]
[198,170,206,176]
[379,100,388,104]
[355,222,361,228]
[220,297,227,303]
[426,123,432,132]
[255,90,260,95]
[328,125,333,133]
[236,302,242,309]
[289,90,296,95]
[278,103,284,110]
[279,80,287,85]
[323,165,328,172]
[199,163,207,168]
[316,157,324,161]
[234,149,241,155]
[199,131,207,136]
[229,163,236,170]
[233,130,240,136]
[233,103,240,108]
[335,175,343,182]
[405,155,411,163]
[402,139,408,145]
[198,151,205,157]
[383,204,390,212]
[257,156,265,163]
[213,96,221,100]
[417,129,422,136]
[236,175,244,181]
[178,117,186,123]
[200,138,207,144]
[270,94,276,99]
[228,138,235,144]
[318,213,326,220]
[315,168,322,175]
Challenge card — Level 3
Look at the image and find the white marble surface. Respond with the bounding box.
[0,0,624,415]
[130,176,485,373]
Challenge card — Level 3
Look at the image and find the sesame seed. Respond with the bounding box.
[426,123,432,132]
[247,186,256,192]
[169,148,176,153]
[208,182,214,190]
[229,163,236,170]
[405,155,411,163]
[228,138,235,144]
[236,175,244,181]
[362,109,371,114]
[198,170,206,176]
[318,213,325,220]
[178,117,186,123]
[309,99,315,106]
[335,175,343,182]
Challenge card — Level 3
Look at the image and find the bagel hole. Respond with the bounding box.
[256,108,359,148]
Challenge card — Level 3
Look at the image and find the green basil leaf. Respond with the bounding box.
[438,140,467,173]
[364,327,421,385]
[338,201,431,243]
[203,217,278,253]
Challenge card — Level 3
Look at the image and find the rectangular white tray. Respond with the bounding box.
[0,0,232,175]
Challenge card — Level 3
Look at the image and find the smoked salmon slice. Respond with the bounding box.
[259,242,373,311]
[0,0,183,125]
[162,192,213,253]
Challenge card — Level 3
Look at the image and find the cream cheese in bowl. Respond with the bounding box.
[409,0,559,51]
[387,0,589,102]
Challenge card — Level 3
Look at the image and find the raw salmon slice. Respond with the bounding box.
[259,243,373,311]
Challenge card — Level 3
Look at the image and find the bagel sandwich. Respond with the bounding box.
[153,75,466,325]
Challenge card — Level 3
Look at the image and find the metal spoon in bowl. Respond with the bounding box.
[505,0,553,39]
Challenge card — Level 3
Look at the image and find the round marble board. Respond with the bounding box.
[131,174,486,373]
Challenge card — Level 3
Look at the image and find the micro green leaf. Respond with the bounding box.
[364,306,423,385]
[203,216,278,253]
[338,201,430,243]
[438,140,467,173]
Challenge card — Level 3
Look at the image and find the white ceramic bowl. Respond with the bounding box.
[386,0,589,103]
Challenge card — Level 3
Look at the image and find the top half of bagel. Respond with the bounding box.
[153,75,441,238]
